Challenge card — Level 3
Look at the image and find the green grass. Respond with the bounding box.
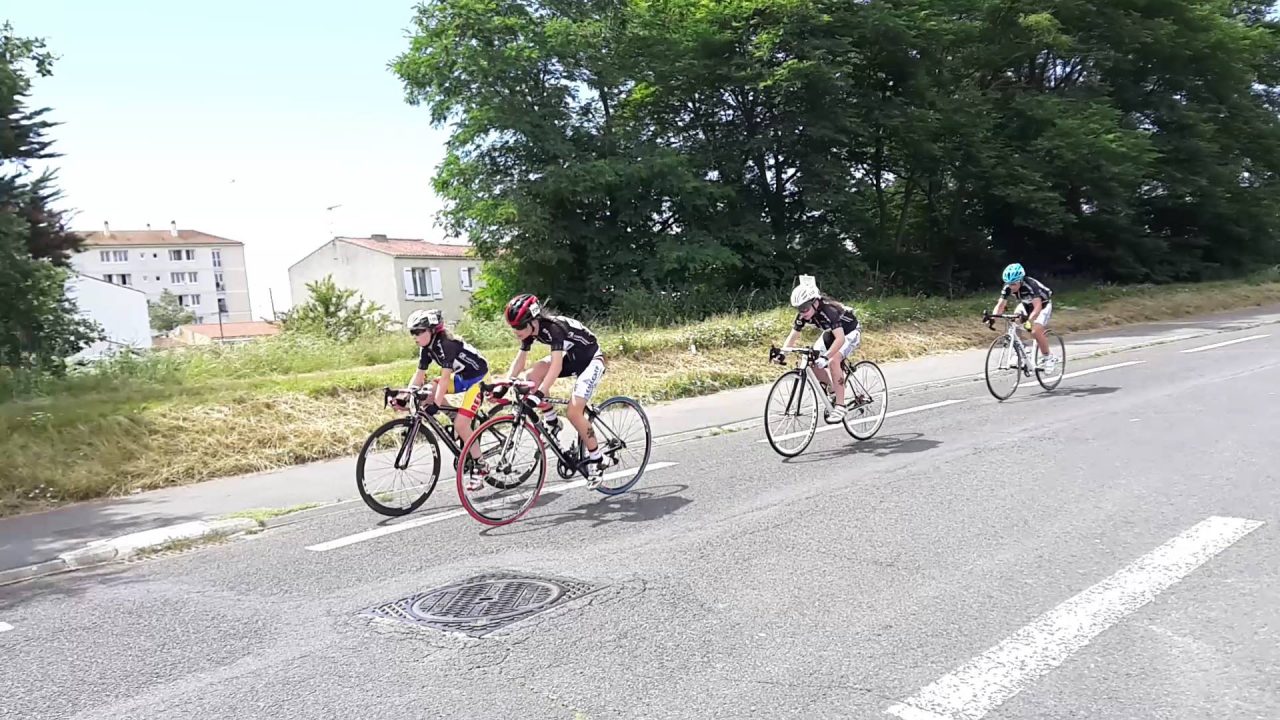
[2,272,1279,516]
[219,503,324,525]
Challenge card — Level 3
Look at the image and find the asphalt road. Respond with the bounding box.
[2,326,1277,720]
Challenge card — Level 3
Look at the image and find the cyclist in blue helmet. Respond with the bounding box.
[988,263,1058,372]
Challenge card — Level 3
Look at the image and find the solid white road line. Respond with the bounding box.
[1060,360,1146,380]
[1179,334,1270,354]
[885,515,1264,720]
[759,399,969,444]
[0,622,13,633]
[306,462,678,552]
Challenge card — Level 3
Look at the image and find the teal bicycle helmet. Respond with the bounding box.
[1002,263,1025,284]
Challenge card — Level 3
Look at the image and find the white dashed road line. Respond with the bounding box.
[1179,334,1270,354]
[758,399,970,444]
[1060,360,1146,380]
[885,515,1264,720]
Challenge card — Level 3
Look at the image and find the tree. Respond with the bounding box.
[147,290,196,333]
[282,275,395,341]
[0,23,98,373]
[395,0,1280,315]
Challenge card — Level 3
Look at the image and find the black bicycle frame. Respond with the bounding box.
[501,394,629,476]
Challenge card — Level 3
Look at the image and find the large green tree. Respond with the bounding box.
[396,0,1280,316]
[1,23,97,374]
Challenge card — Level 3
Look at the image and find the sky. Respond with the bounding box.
[7,0,453,318]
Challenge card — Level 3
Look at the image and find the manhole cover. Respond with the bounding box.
[361,572,599,637]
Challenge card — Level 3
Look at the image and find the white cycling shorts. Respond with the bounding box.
[572,353,606,401]
[813,328,861,360]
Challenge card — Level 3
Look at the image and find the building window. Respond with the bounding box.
[169,249,196,261]
[215,273,225,292]
[100,250,128,263]
[170,272,199,284]
[179,294,201,307]
[459,266,478,291]
[217,298,229,314]
[404,267,442,299]
[211,250,222,268]
[102,274,132,286]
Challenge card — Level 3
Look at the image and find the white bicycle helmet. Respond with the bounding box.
[406,308,443,333]
[790,274,821,308]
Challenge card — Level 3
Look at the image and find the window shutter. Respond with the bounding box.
[459,266,469,291]
[403,268,415,299]
[430,267,443,299]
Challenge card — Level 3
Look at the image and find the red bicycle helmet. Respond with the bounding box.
[504,293,541,328]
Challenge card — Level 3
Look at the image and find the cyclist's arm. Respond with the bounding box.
[539,350,565,396]
[992,297,1008,316]
[407,368,427,392]
[826,327,845,363]
[1025,297,1043,323]
[432,369,453,407]
[781,328,802,350]
[507,348,528,379]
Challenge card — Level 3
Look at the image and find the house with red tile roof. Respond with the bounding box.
[288,235,483,323]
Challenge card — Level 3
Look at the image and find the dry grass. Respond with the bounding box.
[2,277,1278,516]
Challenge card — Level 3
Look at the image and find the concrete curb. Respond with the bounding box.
[0,518,260,587]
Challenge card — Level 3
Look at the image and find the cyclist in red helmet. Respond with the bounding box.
[501,293,608,483]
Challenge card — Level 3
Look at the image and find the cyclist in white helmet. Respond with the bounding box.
[778,275,861,422]
[988,262,1058,371]
[394,308,492,487]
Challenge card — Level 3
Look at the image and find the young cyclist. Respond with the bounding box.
[500,293,608,484]
[779,275,861,422]
[988,262,1058,371]
[393,308,492,488]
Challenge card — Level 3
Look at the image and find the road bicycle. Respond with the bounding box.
[455,379,653,526]
[982,311,1066,400]
[355,386,505,517]
[762,346,889,457]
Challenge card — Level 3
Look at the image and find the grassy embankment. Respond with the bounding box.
[3,274,1279,515]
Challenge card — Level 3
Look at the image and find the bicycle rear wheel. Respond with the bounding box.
[355,417,440,517]
[763,370,818,457]
[591,396,653,496]
[984,335,1021,401]
[456,415,547,526]
[843,361,889,440]
[1036,332,1067,391]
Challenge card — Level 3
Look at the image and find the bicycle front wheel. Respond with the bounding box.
[763,370,819,457]
[1036,332,1067,391]
[591,396,653,496]
[843,361,889,440]
[456,415,547,526]
[984,335,1021,401]
[355,417,440,517]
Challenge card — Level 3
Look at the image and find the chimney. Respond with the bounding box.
[146,223,152,231]
[103,221,110,235]
[370,233,388,242]
[170,220,178,237]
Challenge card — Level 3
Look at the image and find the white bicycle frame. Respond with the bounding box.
[995,318,1037,375]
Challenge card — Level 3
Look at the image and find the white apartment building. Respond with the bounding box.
[71,222,253,324]
[288,235,482,323]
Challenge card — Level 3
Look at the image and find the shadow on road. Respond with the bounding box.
[784,432,943,464]
[1006,384,1121,403]
[480,483,692,536]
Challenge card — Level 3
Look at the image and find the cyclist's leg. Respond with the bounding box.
[1032,303,1053,363]
[833,328,861,401]
[811,332,834,392]
[566,354,606,458]
[454,375,486,460]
